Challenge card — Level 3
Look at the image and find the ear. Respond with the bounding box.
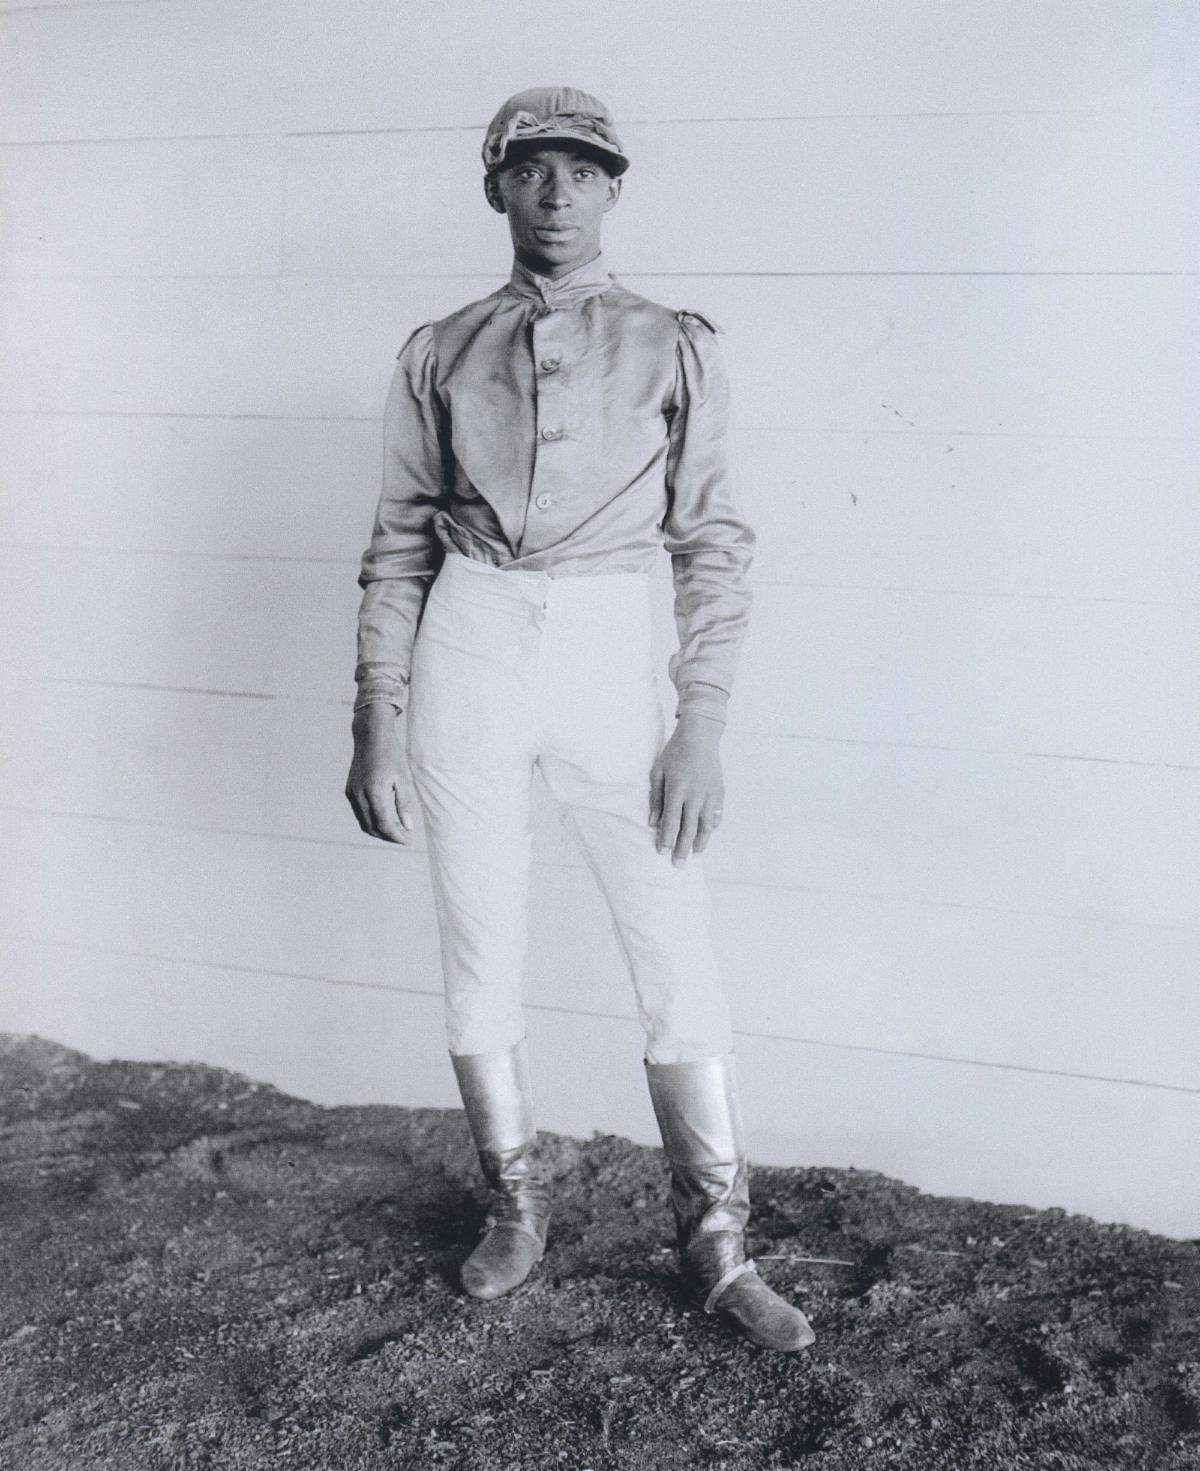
[483,172,506,215]
[602,174,622,213]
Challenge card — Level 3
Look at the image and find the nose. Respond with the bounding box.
[539,173,571,209]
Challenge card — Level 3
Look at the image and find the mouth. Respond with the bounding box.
[534,225,579,239]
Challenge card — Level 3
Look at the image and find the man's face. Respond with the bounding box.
[486,142,621,278]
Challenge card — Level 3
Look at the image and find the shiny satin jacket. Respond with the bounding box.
[353,250,755,725]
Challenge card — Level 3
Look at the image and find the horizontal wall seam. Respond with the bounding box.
[2,802,1197,935]
[300,105,1200,132]
[10,683,1198,769]
[3,271,1196,281]
[4,932,1197,1097]
[23,676,275,701]
[0,0,143,12]
[5,540,1196,610]
[0,409,381,423]
[8,688,1196,769]
[1,103,1193,148]
[1,409,1195,445]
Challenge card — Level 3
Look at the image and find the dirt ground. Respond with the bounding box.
[1,1033,1196,1471]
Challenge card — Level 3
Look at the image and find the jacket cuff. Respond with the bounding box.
[352,691,405,716]
[675,683,730,726]
[353,668,408,716]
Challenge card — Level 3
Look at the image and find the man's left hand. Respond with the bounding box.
[649,714,725,866]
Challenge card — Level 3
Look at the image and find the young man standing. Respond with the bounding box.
[346,87,814,1353]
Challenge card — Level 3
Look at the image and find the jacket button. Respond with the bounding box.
[540,426,562,440]
[540,357,561,372]
[535,493,554,510]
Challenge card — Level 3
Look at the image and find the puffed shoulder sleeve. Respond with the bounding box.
[352,323,449,715]
[662,309,756,726]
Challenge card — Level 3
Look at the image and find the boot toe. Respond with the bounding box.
[713,1272,817,1352]
[461,1223,544,1299]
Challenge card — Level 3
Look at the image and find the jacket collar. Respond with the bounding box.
[504,250,614,308]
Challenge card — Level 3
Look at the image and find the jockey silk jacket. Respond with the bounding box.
[353,249,756,726]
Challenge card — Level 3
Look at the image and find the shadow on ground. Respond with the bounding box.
[1,1033,1196,1470]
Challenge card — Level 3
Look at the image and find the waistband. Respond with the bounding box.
[438,550,651,604]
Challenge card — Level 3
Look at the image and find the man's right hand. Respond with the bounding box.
[345,704,419,845]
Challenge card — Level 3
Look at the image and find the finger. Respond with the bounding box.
[648,763,665,826]
[393,782,417,842]
[346,786,373,836]
[364,784,407,844]
[693,796,724,854]
[656,787,685,854]
[672,803,700,866]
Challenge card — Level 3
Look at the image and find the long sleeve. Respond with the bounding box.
[662,311,756,725]
[353,323,448,715]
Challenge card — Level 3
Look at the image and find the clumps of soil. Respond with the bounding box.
[1,1032,1196,1470]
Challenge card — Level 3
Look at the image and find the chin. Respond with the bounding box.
[532,236,581,255]
[524,239,593,272]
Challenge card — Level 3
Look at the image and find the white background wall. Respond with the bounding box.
[1,0,1196,1236]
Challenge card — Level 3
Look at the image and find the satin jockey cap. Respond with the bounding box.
[482,86,630,177]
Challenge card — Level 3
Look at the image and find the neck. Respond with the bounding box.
[514,245,602,281]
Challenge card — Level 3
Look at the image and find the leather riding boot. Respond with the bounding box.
[450,1038,551,1300]
[644,1053,816,1352]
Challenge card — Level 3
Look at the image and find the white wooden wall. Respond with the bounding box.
[2,0,1197,1236]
